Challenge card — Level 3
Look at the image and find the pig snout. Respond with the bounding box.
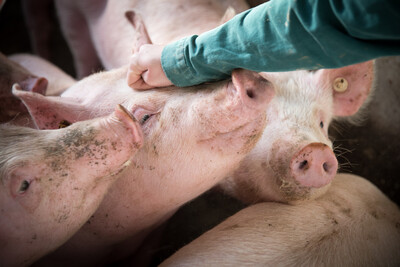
[290,143,338,188]
[231,69,275,110]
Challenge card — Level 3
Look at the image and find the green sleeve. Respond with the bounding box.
[161,0,400,87]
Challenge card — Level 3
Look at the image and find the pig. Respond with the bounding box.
[50,0,249,77]
[219,60,374,203]
[19,64,273,266]
[160,173,400,267]
[0,104,143,267]
[0,52,48,125]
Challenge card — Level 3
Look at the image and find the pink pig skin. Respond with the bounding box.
[0,105,143,267]
[160,174,400,267]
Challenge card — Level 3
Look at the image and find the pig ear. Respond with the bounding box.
[12,84,89,129]
[18,76,48,95]
[220,6,236,24]
[125,10,152,53]
[0,77,47,122]
[232,69,275,106]
[315,61,374,117]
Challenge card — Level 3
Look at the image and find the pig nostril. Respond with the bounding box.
[299,160,308,170]
[323,162,329,172]
[246,89,255,99]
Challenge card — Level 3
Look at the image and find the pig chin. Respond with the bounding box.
[274,175,331,203]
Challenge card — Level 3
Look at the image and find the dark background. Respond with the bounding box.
[1,0,399,264]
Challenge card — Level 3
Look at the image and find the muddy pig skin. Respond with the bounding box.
[48,0,249,77]
[160,173,400,267]
[0,105,143,267]
[220,60,374,203]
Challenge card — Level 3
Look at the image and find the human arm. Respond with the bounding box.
[128,0,400,89]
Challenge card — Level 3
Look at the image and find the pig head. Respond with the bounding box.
[220,61,374,203]
[0,105,143,267]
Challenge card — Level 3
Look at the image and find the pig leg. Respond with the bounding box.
[54,0,101,78]
[160,174,400,267]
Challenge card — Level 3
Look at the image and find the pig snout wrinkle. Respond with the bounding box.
[290,143,338,188]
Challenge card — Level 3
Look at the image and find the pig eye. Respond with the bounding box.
[140,114,151,125]
[19,180,30,193]
[320,121,324,129]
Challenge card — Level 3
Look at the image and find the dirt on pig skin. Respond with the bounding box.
[0,1,399,265]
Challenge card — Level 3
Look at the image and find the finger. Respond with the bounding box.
[142,69,173,88]
[127,55,147,88]
[127,71,153,90]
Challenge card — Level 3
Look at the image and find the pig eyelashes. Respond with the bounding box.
[140,114,151,125]
[132,107,156,126]
[18,180,30,194]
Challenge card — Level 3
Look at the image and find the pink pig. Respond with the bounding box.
[220,61,374,203]
[18,59,273,266]
[0,104,143,267]
[160,173,400,266]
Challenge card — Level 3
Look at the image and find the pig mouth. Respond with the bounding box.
[277,177,313,202]
[108,159,133,177]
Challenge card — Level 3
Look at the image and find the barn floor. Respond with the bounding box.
[1,0,399,265]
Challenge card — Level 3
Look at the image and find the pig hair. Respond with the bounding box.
[0,125,48,182]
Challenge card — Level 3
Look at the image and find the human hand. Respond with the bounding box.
[127,44,173,90]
